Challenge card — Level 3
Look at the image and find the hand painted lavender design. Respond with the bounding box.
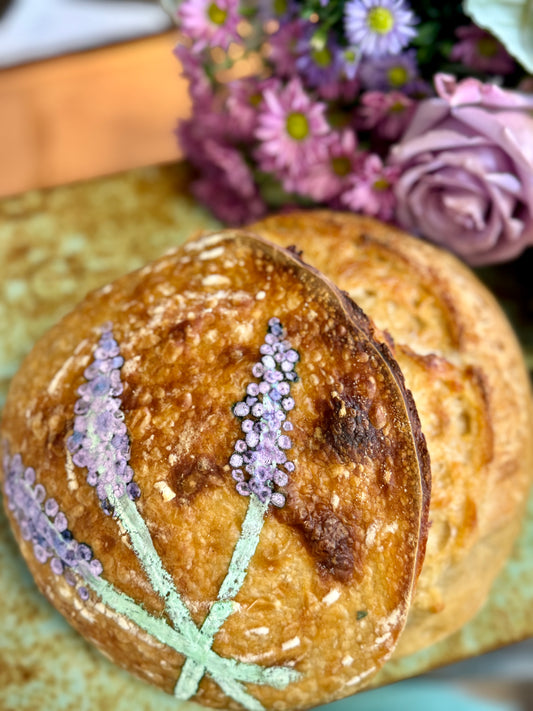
[230,317,298,507]
[3,450,103,601]
[66,325,140,514]
[2,320,301,711]
[174,317,299,700]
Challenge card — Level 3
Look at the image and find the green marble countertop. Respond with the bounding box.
[0,164,531,710]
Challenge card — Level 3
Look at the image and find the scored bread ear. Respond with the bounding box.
[1,230,430,710]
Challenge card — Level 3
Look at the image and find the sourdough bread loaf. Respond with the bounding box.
[249,210,533,657]
[0,230,430,710]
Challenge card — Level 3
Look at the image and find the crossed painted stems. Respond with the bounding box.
[66,322,301,710]
[86,485,300,711]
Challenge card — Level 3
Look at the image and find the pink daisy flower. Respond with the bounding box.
[192,175,268,226]
[317,76,361,102]
[356,90,416,141]
[341,153,399,221]
[267,19,306,77]
[293,130,362,202]
[254,78,331,180]
[178,0,241,51]
[450,26,516,76]
[225,78,276,141]
[344,0,417,57]
[203,139,257,199]
[174,44,212,107]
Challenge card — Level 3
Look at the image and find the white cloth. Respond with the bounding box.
[0,0,171,67]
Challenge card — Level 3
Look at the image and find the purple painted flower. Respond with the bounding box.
[341,153,399,220]
[267,19,306,77]
[178,0,241,51]
[295,130,362,202]
[344,0,417,57]
[67,326,139,514]
[450,26,516,76]
[230,318,298,508]
[254,78,331,181]
[356,90,416,141]
[3,449,104,598]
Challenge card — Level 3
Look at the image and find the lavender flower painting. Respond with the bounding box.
[2,320,301,711]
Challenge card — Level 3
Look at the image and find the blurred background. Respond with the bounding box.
[0,0,187,197]
[0,1,532,709]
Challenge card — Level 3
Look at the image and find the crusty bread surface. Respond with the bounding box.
[0,229,431,710]
[249,210,533,657]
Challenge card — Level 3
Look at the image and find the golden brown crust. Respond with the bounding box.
[249,210,533,656]
[0,230,430,709]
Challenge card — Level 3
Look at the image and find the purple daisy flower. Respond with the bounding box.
[293,130,362,202]
[342,46,362,80]
[358,49,421,93]
[254,77,331,180]
[178,0,241,51]
[344,0,417,57]
[450,26,516,76]
[295,30,345,89]
[253,0,299,25]
[267,19,306,77]
[341,153,399,221]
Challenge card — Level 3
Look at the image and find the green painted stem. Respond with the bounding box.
[83,570,296,689]
[103,488,299,709]
[106,487,197,634]
[83,573,261,709]
[174,495,272,700]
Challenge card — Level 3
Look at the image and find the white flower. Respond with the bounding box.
[464,0,533,72]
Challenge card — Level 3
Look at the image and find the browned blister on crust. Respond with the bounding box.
[249,210,533,658]
[0,231,430,710]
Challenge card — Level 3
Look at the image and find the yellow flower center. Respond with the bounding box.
[286,112,310,140]
[390,100,406,113]
[477,37,498,58]
[345,49,358,64]
[327,108,351,128]
[273,0,288,16]
[387,65,408,87]
[249,92,262,108]
[331,157,352,177]
[312,47,333,68]
[208,3,228,25]
[367,7,395,34]
[373,178,390,191]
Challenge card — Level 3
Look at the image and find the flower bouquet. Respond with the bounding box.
[169,0,533,266]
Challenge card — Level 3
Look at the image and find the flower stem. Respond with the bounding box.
[173,495,272,700]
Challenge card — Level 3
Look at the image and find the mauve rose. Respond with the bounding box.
[390,73,533,265]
